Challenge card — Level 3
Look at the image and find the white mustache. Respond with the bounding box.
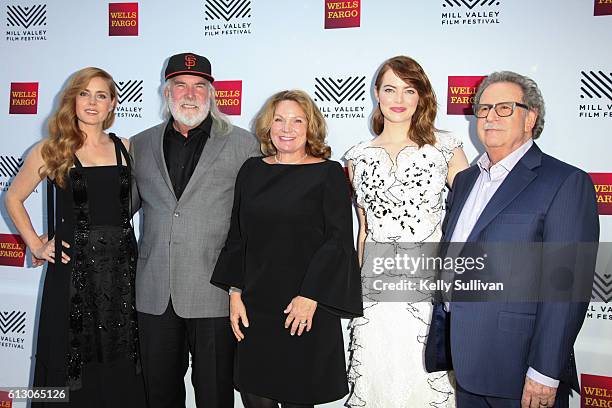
[176,98,202,109]
[483,123,503,130]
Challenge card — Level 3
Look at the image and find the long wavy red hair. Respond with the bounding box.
[40,67,116,187]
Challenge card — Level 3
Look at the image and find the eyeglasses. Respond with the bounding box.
[473,101,529,118]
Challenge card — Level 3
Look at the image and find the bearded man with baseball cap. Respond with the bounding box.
[130,52,260,407]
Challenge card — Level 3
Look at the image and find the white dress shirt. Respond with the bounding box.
[449,139,559,388]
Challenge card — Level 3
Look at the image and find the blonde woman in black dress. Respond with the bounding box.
[5,67,145,407]
[212,90,363,408]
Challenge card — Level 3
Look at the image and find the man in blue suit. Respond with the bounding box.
[441,71,599,408]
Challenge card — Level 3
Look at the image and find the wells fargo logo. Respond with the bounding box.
[582,374,612,408]
[447,76,486,115]
[590,173,612,215]
[0,234,26,267]
[325,0,360,29]
[594,0,612,16]
[9,82,38,115]
[214,80,242,116]
[0,390,11,408]
[108,2,138,36]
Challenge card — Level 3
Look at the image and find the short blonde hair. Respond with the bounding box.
[254,90,331,159]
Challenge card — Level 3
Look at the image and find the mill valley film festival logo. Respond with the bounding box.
[114,79,143,119]
[0,155,24,192]
[582,374,612,408]
[0,310,26,351]
[108,2,138,36]
[447,76,486,115]
[5,3,47,42]
[324,0,360,29]
[594,0,612,16]
[214,80,242,116]
[441,0,502,26]
[0,234,26,267]
[314,76,367,120]
[9,82,38,114]
[204,0,253,37]
[578,70,612,118]
[591,269,612,303]
[586,225,612,322]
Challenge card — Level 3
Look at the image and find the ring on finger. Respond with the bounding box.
[299,320,307,325]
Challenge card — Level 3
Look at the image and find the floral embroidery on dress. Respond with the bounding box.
[344,133,462,408]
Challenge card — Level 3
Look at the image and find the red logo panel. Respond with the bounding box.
[0,234,26,267]
[594,0,612,16]
[447,76,486,115]
[582,374,612,408]
[325,0,360,29]
[214,80,242,116]
[109,3,138,36]
[590,173,612,215]
[9,82,38,115]
[0,391,12,408]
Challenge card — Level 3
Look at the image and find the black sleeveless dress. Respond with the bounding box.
[33,135,146,407]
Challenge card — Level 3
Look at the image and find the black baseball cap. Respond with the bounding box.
[164,52,214,82]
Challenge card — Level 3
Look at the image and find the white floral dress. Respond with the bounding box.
[344,133,462,408]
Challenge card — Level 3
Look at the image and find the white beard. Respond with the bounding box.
[168,96,210,127]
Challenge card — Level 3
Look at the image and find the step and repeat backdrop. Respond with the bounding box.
[1,0,611,407]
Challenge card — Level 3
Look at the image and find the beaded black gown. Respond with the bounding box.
[32,135,146,407]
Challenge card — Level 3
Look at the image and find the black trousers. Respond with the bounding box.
[456,380,570,408]
[138,300,235,408]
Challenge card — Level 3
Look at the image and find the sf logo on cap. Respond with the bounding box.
[185,54,197,68]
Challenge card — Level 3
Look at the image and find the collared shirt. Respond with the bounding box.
[450,139,534,242]
[448,138,559,388]
[163,114,212,200]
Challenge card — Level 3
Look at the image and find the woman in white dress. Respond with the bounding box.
[345,56,469,407]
